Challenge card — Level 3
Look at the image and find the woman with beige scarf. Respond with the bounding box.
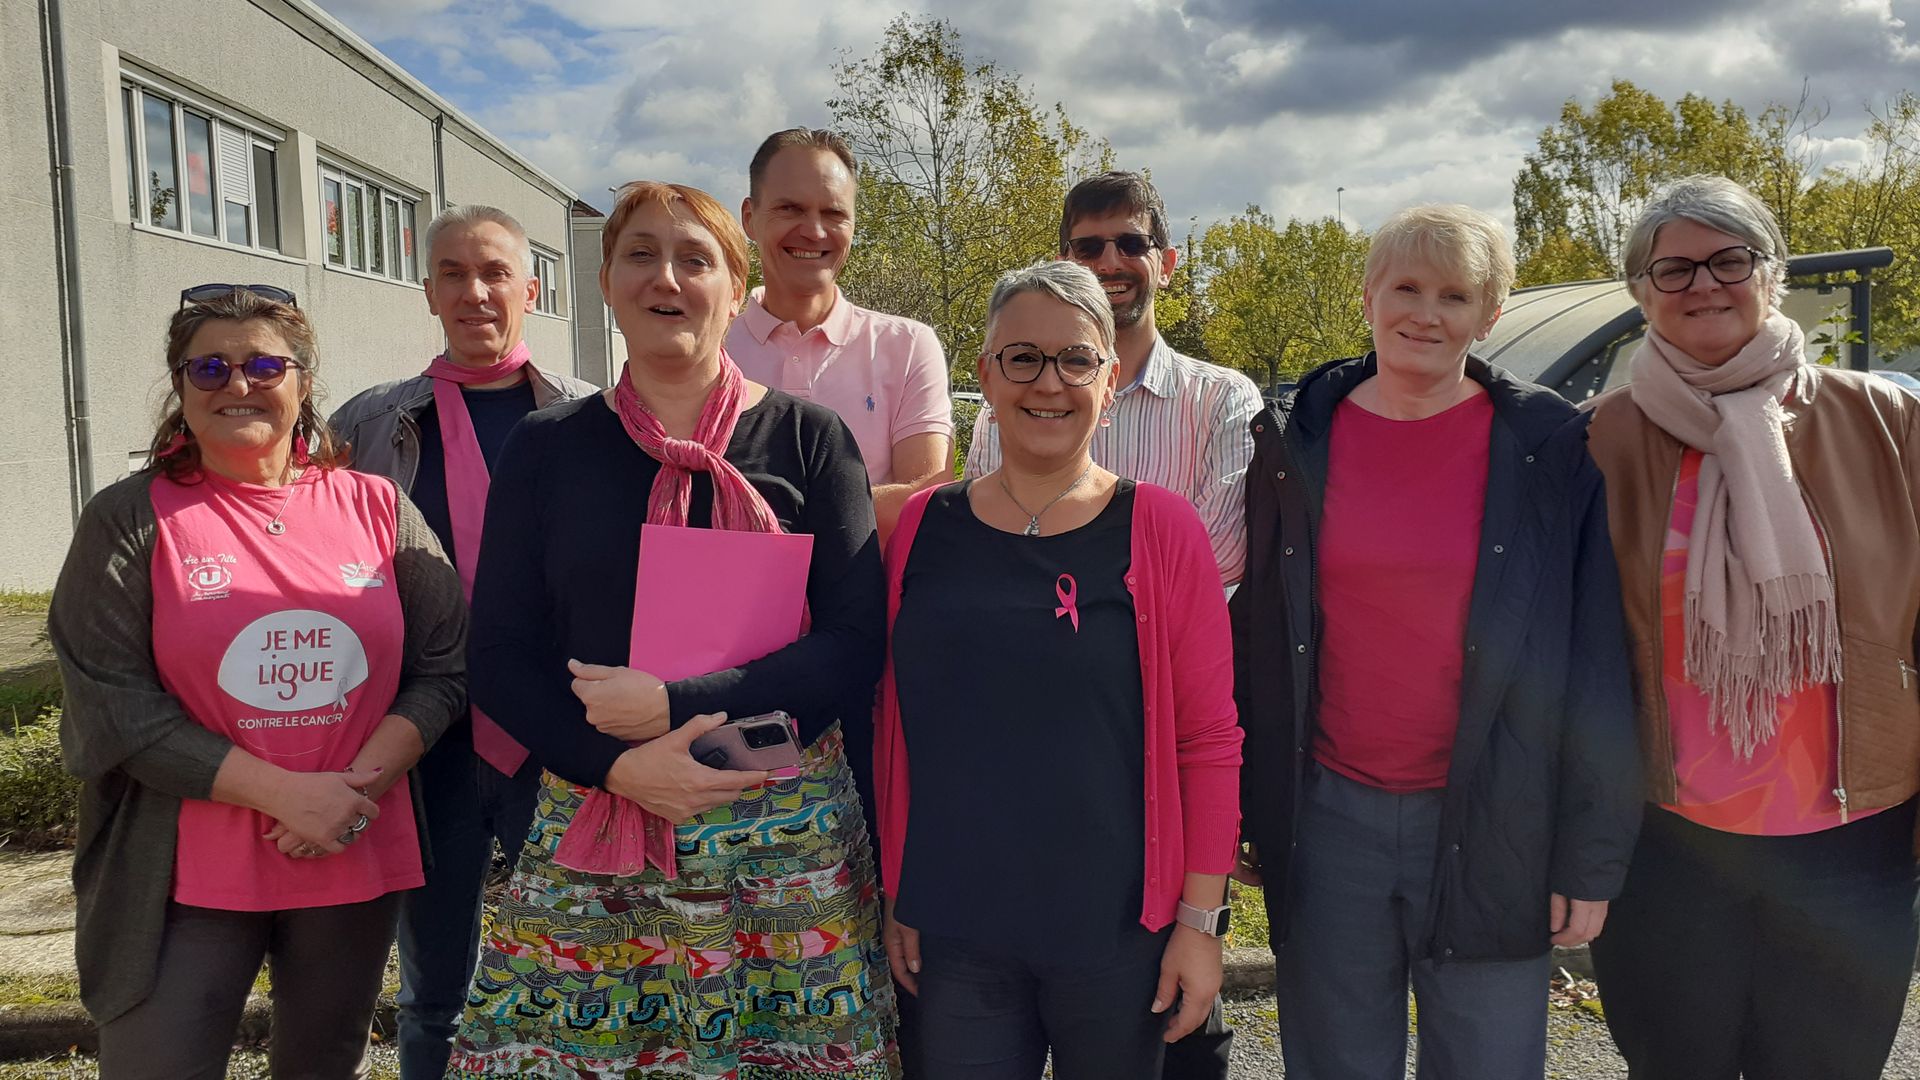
[1585,175,1920,1079]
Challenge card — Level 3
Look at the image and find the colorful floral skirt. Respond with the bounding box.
[447,726,900,1079]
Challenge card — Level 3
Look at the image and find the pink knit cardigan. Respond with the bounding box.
[874,481,1244,931]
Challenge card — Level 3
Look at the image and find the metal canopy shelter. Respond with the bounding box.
[1479,247,1895,403]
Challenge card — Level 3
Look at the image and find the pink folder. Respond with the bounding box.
[554,524,813,879]
[627,524,812,680]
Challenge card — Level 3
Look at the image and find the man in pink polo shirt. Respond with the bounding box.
[727,128,953,542]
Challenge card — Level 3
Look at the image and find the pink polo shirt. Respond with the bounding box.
[726,287,951,484]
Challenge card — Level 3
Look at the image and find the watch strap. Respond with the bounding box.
[1176,900,1230,937]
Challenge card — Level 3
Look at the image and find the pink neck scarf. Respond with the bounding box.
[424,340,532,775]
[556,350,783,878]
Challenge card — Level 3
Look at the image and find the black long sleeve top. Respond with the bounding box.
[467,389,885,789]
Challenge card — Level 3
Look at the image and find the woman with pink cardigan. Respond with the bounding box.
[874,260,1244,1080]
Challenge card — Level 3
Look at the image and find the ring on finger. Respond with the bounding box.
[337,828,359,846]
[349,813,370,834]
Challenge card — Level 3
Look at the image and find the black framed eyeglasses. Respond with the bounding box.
[1640,246,1767,294]
[172,355,305,392]
[989,343,1110,386]
[178,283,299,309]
[1065,233,1158,261]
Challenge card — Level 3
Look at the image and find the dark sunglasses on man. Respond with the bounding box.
[178,283,299,309]
[172,354,306,393]
[1065,233,1159,261]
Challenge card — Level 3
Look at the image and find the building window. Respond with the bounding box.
[533,250,561,314]
[319,161,419,283]
[120,78,280,253]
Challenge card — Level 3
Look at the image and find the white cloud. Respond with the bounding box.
[312,0,1920,244]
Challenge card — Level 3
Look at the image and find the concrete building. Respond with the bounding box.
[7,0,598,588]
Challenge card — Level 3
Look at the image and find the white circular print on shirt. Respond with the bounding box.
[218,609,370,713]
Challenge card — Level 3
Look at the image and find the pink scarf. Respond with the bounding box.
[1628,312,1840,757]
[554,351,783,878]
[424,341,532,776]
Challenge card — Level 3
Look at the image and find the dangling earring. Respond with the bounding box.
[1098,410,1113,428]
[985,408,998,425]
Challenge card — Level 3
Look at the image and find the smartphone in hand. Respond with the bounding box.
[689,711,803,774]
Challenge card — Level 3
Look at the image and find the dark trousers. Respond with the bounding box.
[1274,765,1551,1080]
[914,926,1172,1080]
[393,728,541,1080]
[96,894,402,1080]
[1161,996,1233,1080]
[1591,802,1920,1080]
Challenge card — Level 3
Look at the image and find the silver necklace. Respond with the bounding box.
[998,462,1095,538]
[263,468,304,536]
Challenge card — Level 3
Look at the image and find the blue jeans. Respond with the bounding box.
[1273,765,1551,1080]
[394,726,541,1080]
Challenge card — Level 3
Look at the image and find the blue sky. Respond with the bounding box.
[314,0,1920,236]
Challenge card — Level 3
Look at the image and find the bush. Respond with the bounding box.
[952,397,982,478]
[0,710,79,848]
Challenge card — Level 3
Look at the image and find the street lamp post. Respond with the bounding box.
[1336,186,1345,226]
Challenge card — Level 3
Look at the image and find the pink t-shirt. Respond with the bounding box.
[726,287,951,484]
[150,467,421,910]
[1660,448,1867,835]
[1314,394,1493,793]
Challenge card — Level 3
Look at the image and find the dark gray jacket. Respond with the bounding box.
[1231,353,1643,961]
[328,364,599,489]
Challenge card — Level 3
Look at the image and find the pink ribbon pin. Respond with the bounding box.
[1055,573,1080,633]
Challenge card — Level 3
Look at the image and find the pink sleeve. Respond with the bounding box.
[874,483,945,898]
[1152,487,1245,875]
[886,323,953,444]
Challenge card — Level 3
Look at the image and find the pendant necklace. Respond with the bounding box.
[262,467,304,536]
[999,462,1095,538]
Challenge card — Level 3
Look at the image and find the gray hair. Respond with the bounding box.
[984,261,1117,354]
[1623,175,1788,307]
[1365,203,1516,314]
[421,204,534,278]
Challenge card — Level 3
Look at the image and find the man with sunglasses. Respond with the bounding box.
[328,204,595,1080]
[964,170,1261,1080]
[965,172,1261,591]
[726,127,953,545]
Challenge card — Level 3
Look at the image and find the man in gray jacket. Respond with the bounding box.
[329,203,595,1080]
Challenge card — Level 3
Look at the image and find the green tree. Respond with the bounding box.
[1194,209,1370,393]
[1511,81,1817,284]
[828,15,1111,378]
[1798,93,1920,358]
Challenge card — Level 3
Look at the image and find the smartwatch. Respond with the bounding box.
[1176,900,1232,938]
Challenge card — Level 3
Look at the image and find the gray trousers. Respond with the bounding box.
[97,894,402,1080]
[1274,765,1550,1080]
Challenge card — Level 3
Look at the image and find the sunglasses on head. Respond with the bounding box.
[1065,233,1158,261]
[173,354,305,393]
[178,283,299,309]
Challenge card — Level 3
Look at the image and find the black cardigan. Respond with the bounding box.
[1230,353,1643,961]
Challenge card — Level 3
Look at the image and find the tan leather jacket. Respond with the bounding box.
[1586,367,1920,821]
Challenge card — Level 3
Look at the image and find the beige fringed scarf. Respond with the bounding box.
[1629,310,1841,759]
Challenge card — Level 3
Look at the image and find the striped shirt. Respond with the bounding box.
[964,336,1262,585]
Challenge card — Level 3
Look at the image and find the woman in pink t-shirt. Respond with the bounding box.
[49,287,466,1078]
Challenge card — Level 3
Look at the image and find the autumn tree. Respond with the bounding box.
[1512,81,1819,284]
[1194,209,1370,393]
[1798,92,1920,358]
[828,16,1111,377]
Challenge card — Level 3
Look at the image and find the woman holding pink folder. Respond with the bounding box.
[447,181,898,1078]
[875,261,1245,1079]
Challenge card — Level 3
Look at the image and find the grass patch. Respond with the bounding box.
[0,710,79,848]
[0,592,51,618]
[1228,881,1269,950]
[0,971,81,1008]
[0,686,62,732]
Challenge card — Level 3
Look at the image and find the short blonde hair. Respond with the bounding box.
[1364,204,1516,314]
[601,181,750,304]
